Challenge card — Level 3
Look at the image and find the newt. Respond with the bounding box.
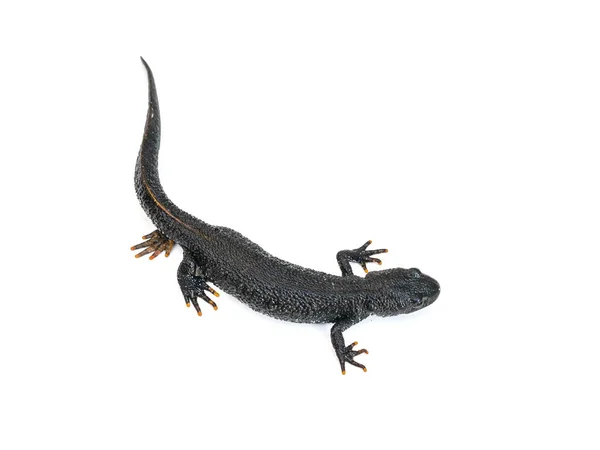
[132,58,441,374]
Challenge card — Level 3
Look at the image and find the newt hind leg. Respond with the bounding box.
[130,230,174,259]
[177,249,220,316]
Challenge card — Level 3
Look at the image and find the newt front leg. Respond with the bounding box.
[331,316,369,374]
[336,240,388,276]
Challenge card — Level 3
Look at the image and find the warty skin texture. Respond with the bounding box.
[134,58,441,374]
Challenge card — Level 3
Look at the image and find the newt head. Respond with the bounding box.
[365,268,440,316]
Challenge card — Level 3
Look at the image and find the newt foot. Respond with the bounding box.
[339,341,369,374]
[130,230,174,259]
[345,240,388,273]
[182,277,220,316]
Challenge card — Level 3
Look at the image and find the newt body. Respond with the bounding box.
[133,58,440,373]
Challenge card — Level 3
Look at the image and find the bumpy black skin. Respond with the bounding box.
[135,58,441,373]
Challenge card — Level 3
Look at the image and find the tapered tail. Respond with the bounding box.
[135,57,210,240]
[136,57,166,206]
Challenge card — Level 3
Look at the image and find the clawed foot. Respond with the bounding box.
[345,240,388,273]
[181,277,221,316]
[130,230,175,259]
[338,341,369,375]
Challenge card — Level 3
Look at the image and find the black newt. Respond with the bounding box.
[132,58,441,374]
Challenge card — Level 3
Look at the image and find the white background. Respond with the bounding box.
[1,1,599,449]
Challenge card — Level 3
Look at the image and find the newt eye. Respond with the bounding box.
[408,268,421,279]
